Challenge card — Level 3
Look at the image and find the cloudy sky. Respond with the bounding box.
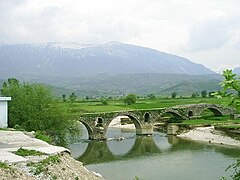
[0,0,240,72]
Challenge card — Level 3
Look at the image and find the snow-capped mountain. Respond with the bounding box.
[0,42,214,78]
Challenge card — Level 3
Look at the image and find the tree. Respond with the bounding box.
[209,91,215,97]
[1,78,81,145]
[69,92,77,103]
[171,92,177,98]
[100,99,108,105]
[124,94,137,105]
[213,69,240,108]
[148,93,156,100]
[62,94,67,102]
[216,69,240,179]
[191,92,197,98]
[201,90,207,98]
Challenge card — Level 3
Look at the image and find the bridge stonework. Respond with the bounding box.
[79,104,235,140]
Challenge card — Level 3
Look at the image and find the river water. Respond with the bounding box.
[68,127,240,180]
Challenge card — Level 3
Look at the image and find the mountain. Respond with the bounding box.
[233,67,240,75]
[158,79,221,96]
[25,73,222,97]
[0,42,214,78]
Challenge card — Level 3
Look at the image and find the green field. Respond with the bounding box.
[62,97,232,115]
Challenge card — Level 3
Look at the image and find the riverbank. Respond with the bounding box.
[0,130,104,180]
[177,126,240,147]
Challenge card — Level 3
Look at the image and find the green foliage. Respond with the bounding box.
[191,93,197,98]
[123,94,137,105]
[213,69,240,180]
[62,94,67,102]
[100,99,108,105]
[0,162,9,169]
[15,148,45,157]
[224,159,240,180]
[1,78,81,146]
[69,92,77,103]
[171,92,177,98]
[201,90,207,98]
[34,131,53,144]
[85,96,89,100]
[209,91,215,97]
[28,155,61,175]
[214,69,240,110]
[147,93,155,100]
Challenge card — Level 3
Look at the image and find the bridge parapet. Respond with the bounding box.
[79,104,235,140]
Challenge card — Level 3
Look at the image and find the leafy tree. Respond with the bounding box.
[209,91,215,97]
[124,94,137,105]
[1,78,81,146]
[148,93,156,100]
[201,90,207,98]
[62,94,67,102]
[100,99,108,105]
[223,159,240,180]
[171,92,177,98]
[191,92,197,98]
[215,69,240,179]
[69,92,77,103]
[85,96,89,100]
[213,69,240,109]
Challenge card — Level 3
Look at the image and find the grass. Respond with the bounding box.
[14,148,45,157]
[61,97,232,115]
[34,131,53,144]
[27,155,61,175]
[0,162,9,169]
[181,119,239,125]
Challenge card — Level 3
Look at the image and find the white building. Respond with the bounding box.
[0,97,11,128]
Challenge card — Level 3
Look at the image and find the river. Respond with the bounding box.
[68,127,240,180]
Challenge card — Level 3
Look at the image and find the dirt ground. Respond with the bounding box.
[0,153,103,180]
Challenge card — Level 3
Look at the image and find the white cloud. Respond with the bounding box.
[0,0,240,72]
[187,11,230,52]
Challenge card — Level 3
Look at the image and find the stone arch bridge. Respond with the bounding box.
[79,104,235,140]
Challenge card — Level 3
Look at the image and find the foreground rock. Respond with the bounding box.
[1,153,102,180]
[178,126,240,147]
[0,130,104,180]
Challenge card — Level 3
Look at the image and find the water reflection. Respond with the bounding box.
[68,128,240,180]
[76,136,162,165]
[69,131,240,166]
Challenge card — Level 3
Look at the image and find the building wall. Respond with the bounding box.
[0,97,11,128]
[0,101,8,128]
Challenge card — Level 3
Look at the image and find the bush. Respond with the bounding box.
[100,99,108,105]
[1,78,81,146]
[35,131,53,144]
[123,94,137,105]
[171,92,177,98]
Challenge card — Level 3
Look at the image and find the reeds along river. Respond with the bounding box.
[68,127,240,180]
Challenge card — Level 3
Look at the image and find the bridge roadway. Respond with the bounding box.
[79,103,235,140]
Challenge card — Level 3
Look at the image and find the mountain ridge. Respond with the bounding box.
[0,42,214,78]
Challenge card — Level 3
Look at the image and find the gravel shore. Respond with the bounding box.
[177,126,240,147]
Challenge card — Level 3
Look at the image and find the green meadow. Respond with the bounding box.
[62,97,232,115]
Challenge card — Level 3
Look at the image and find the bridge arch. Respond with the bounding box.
[160,110,184,120]
[188,110,193,117]
[79,120,94,139]
[95,117,104,127]
[199,107,223,116]
[106,112,142,133]
[144,112,151,123]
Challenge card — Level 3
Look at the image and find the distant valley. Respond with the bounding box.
[0,42,221,97]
